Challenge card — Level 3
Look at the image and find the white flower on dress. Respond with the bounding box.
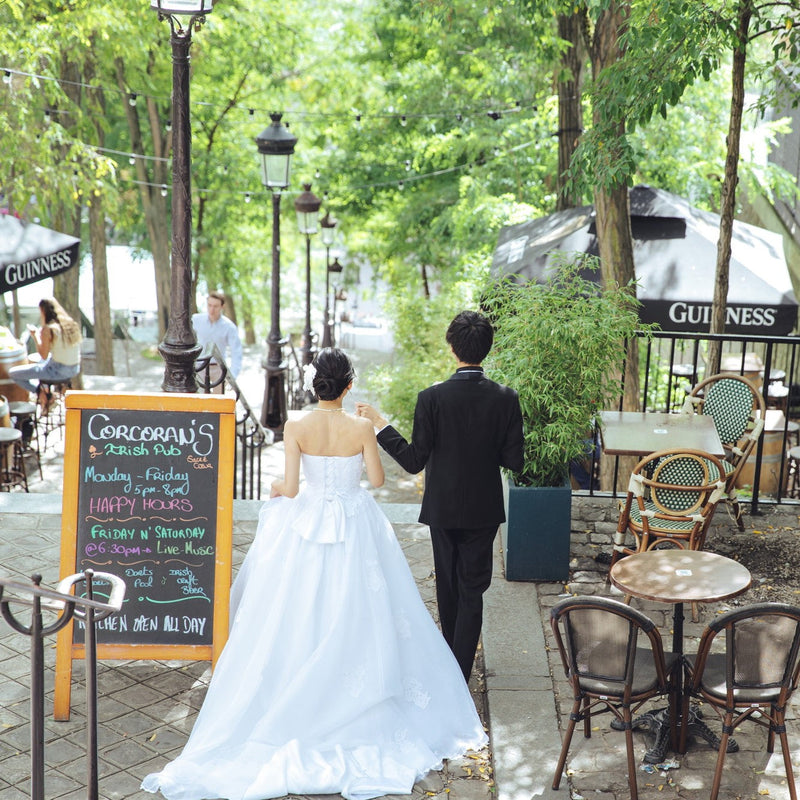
[394,611,412,640]
[302,363,316,392]
[403,677,431,709]
[343,663,368,697]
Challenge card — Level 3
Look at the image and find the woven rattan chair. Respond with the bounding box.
[550,596,679,800]
[610,448,727,568]
[682,373,765,530]
[683,603,800,800]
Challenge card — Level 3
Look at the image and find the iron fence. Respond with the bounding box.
[195,346,271,499]
[590,328,800,517]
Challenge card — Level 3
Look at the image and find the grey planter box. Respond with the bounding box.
[501,480,571,582]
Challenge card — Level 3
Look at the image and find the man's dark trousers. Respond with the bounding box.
[429,525,497,681]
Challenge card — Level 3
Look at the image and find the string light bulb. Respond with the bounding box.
[166,120,172,133]
[128,93,137,107]
[245,192,251,203]
[2,71,10,84]
[160,184,168,197]
[400,115,407,127]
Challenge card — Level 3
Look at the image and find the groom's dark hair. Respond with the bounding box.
[446,311,493,365]
[312,347,356,401]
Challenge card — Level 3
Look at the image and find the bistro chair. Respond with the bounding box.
[681,373,765,530]
[550,595,679,800]
[610,448,727,568]
[682,603,800,800]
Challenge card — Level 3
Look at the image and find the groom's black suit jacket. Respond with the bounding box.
[377,369,524,529]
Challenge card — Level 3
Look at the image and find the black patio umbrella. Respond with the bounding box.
[492,185,798,336]
[0,210,80,294]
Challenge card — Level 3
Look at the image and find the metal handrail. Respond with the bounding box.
[195,345,273,499]
[0,571,125,800]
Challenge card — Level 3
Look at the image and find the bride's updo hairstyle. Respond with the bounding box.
[312,347,356,401]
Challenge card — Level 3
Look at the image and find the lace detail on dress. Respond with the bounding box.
[366,558,386,593]
[343,662,368,698]
[394,611,412,640]
[403,677,431,709]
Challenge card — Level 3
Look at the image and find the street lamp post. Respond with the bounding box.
[150,0,212,392]
[293,183,322,367]
[255,113,297,437]
[326,256,344,347]
[319,212,338,348]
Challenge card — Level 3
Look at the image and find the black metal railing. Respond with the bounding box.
[0,571,125,800]
[195,345,272,499]
[589,329,800,517]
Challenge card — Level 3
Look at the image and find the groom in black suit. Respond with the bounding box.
[356,310,524,681]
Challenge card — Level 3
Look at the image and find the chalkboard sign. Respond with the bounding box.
[54,392,236,720]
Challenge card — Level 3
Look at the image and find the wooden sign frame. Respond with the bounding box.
[54,392,236,720]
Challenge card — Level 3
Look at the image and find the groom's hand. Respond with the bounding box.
[355,402,388,430]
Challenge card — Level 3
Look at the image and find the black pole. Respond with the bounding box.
[300,234,313,366]
[158,25,201,392]
[30,575,44,800]
[322,245,332,348]
[261,190,288,436]
[85,571,99,800]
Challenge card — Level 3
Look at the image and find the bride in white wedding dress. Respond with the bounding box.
[141,348,487,800]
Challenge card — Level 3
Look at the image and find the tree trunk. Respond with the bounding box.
[707,0,752,375]
[53,55,84,388]
[89,198,115,375]
[556,10,586,210]
[86,51,115,376]
[116,58,172,339]
[591,1,640,489]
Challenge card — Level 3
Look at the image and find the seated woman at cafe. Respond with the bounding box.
[9,297,81,412]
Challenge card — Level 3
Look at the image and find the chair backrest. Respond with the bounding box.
[685,374,765,466]
[692,603,800,705]
[629,448,727,518]
[550,595,669,698]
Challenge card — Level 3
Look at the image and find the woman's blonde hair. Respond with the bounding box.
[39,297,82,346]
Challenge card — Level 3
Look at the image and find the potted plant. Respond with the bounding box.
[482,255,647,581]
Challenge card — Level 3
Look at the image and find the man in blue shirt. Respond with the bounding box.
[192,291,243,392]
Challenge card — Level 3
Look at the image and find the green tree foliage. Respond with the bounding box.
[1,0,798,409]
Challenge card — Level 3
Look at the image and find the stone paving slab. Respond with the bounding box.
[0,497,493,800]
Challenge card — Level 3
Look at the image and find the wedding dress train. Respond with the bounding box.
[141,453,487,800]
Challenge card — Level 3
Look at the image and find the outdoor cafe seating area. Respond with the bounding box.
[551,368,800,799]
[0,324,84,493]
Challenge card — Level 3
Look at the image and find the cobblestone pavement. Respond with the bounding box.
[0,342,494,800]
[0,504,494,800]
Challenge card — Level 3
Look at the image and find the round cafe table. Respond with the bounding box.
[609,549,752,763]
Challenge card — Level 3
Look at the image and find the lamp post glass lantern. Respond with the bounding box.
[294,184,322,370]
[150,0,212,392]
[150,0,213,14]
[255,113,297,436]
[320,212,338,348]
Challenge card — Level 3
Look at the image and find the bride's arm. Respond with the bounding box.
[270,422,301,498]
[361,420,385,488]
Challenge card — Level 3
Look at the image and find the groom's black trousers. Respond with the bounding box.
[429,525,498,682]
